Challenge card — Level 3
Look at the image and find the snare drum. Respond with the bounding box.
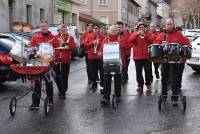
[148,44,164,63]
[36,43,54,63]
[166,43,181,60]
[103,42,122,74]
[9,41,29,63]
[180,45,192,59]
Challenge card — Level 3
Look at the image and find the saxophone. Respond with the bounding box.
[93,34,99,54]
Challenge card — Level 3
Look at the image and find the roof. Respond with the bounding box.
[149,0,158,6]
[129,0,141,7]
[79,13,105,25]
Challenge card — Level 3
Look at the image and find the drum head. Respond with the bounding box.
[36,55,53,63]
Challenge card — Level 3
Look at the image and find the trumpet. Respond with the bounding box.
[140,31,145,38]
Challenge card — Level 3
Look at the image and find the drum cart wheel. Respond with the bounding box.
[158,95,162,111]
[112,94,116,109]
[9,96,17,116]
[182,96,186,113]
[44,97,50,116]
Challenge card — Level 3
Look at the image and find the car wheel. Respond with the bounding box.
[191,66,200,72]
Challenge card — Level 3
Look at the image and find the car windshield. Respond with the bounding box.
[0,39,14,54]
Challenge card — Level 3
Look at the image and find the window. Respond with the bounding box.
[26,4,32,24]
[99,0,107,5]
[100,16,109,24]
[80,0,87,5]
[40,8,45,21]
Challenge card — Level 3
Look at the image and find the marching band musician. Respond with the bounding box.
[29,20,59,110]
[80,21,94,84]
[84,23,105,90]
[154,18,189,106]
[100,25,130,105]
[116,21,131,84]
[123,24,131,84]
[149,22,161,79]
[54,24,77,99]
[129,22,154,94]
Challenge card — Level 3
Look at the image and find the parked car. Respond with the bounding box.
[184,29,200,42]
[186,35,200,72]
[0,33,31,83]
[31,25,81,59]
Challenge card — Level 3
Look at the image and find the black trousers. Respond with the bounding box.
[85,53,92,81]
[161,63,180,98]
[32,74,53,105]
[88,59,104,87]
[122,55,130,81]
[177,63,185,89]
[53,63,70,95]
[153,63,160,76]
[103,73,122,99]
[134,59,153,87]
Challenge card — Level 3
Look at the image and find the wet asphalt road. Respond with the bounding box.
[1,58,200,134]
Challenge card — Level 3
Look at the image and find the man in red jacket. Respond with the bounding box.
[154,18,189,106]
[29,20,59,110]
[129,22,154,94]
[54,24,77,99]
[100,24,130,105]
[149,22,161,79]
[80,22,94,84]
[116,22,131,84]
[84,23,105,89]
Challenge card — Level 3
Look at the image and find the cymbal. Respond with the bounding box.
[54,47,70,50]
[11,22,34,32]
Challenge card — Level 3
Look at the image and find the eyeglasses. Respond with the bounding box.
[93,27,99,29]
[88,24,93,27]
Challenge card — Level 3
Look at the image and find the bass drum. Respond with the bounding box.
[9,41,29,63]
[148,44,164,63]
[36,42,54,63]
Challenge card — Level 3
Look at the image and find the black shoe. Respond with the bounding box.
[100,97,110,105]
[161,94,168,102]
[59,94,66,100]
[28,104,39,111]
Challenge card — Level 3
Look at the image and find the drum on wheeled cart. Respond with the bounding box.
[9,61,51,116]
[155,43,191,113]
[103,42,122,109]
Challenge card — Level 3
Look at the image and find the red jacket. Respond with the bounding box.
[54,33,77,63]
[100,34,130,68]
[84,32,105,59]
[123,31,132,56]
[80,31,93,53]
[154,29,189,45]
[129,31,154,60]
[30,31,59,48]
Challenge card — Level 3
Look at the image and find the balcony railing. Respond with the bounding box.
[56,1,71,12]
[62,0,82,5]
